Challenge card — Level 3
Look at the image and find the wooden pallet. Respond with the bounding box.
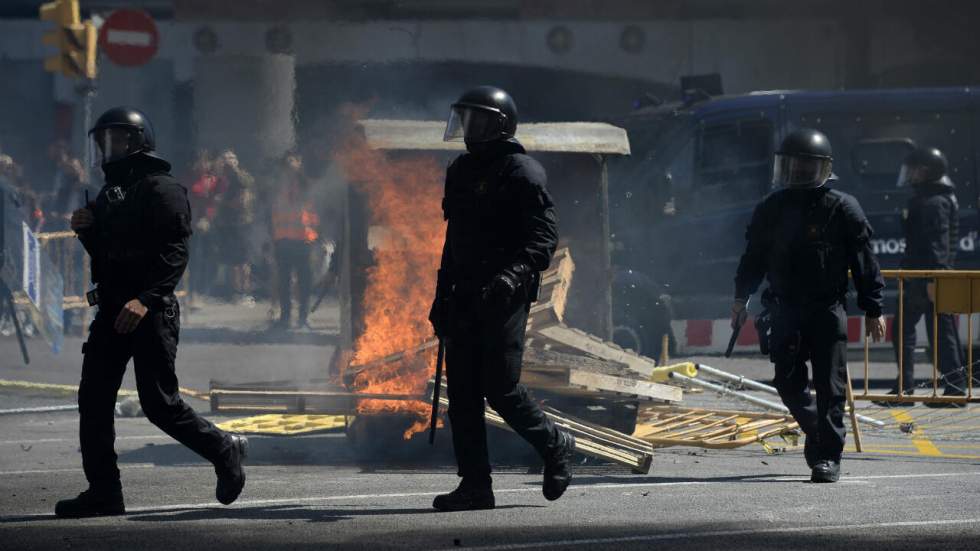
[437,391,654,474]
[633,405,799,449]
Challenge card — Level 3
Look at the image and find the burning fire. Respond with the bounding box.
[333,111,446,440]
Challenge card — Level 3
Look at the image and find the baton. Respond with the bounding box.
[428,338,445,445]
[725,299,750,358]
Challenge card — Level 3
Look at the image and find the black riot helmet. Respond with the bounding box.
[88,106,157,167]
[898,146,951,187]
[443,86,518,144]
[773,128,834,189]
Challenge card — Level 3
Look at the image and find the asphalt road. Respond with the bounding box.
[2,393,980,550]
[1,299,978,550]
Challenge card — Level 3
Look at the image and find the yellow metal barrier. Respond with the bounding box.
[855,269,979,405]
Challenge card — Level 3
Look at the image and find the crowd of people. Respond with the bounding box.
[0,141,98,234]
[0,142,340,331]
[186,147,339,329]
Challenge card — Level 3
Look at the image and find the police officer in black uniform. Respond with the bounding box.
[428,86,575,511]
[881,146,966,406]
[732,128,886,483]
[56,107,248,517]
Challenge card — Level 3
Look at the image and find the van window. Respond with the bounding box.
[695,119,773,212]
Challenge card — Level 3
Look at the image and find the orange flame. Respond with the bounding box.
[333,109,446,440]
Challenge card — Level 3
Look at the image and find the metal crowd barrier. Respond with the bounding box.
[36,230,90,310]
[854,269,979,406]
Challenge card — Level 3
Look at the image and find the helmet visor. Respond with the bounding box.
[89,127,136,167]
[773,154,833,188]
[443,105,500,143]
[897,163,933,187]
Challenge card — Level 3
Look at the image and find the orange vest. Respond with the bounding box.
[272,182,319,242]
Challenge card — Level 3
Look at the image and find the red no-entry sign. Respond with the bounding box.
[98,9,160,67]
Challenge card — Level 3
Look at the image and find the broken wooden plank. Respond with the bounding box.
[528,248,575,330]
[208,379,424,415]
[568,370,681,403]
[438,392,654,473]
[633,405,799,450]
[534,324,659,377]
[523,346,630,376]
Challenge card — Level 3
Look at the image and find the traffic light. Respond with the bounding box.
[40,1,97,80]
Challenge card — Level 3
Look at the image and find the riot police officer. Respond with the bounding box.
[732,128,886,483]
[56,107,248,517]
[428,86,574,511]
[881,146,966,406]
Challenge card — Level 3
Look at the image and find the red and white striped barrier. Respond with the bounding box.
[672,315,977,355]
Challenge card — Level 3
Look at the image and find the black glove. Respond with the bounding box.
[483,263,531,306]
[429,268,453,337]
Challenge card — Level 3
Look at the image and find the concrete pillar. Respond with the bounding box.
[192,53,296,170]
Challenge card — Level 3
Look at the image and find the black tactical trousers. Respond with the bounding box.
[78,300,232,491]
[445,294,561,487]
[770,302,848,462]
[891,280,965,392]
[274,239,313,323]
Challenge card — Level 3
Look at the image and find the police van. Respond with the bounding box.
[608,87,979,356]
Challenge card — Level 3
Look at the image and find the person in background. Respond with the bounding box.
[877,146,967,407]
[212,149,256,305]
[187,150,219,299]
[0,153,44,232]
[269,152,319,329]
[47,141,94,231]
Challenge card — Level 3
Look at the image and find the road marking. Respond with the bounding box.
[0,405,78,415]
[0,435,171,446]
[5,471,980,519]
[846,448,980,460]
[890,410,944,456]
[0,481,713,520]
[0,464,156,476]
[0,379,135,398]
[0,379,206,401]
[446,518,980,550]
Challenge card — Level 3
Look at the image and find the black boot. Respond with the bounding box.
[432,479,495,512]
[543,430,575,501]
[55,487,125,518]
[215,435,248,505]
[810,460,841,483]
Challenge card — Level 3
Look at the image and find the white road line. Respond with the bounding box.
[0,464,155,476]
[0,435,169,446]
[5,471,980,519]
[0,482,712,520]
[0,405,77,415]
[447,518,980,551]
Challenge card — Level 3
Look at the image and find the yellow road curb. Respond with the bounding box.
[0,379,207,401]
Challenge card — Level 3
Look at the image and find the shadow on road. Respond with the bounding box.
[125,503,541,523]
